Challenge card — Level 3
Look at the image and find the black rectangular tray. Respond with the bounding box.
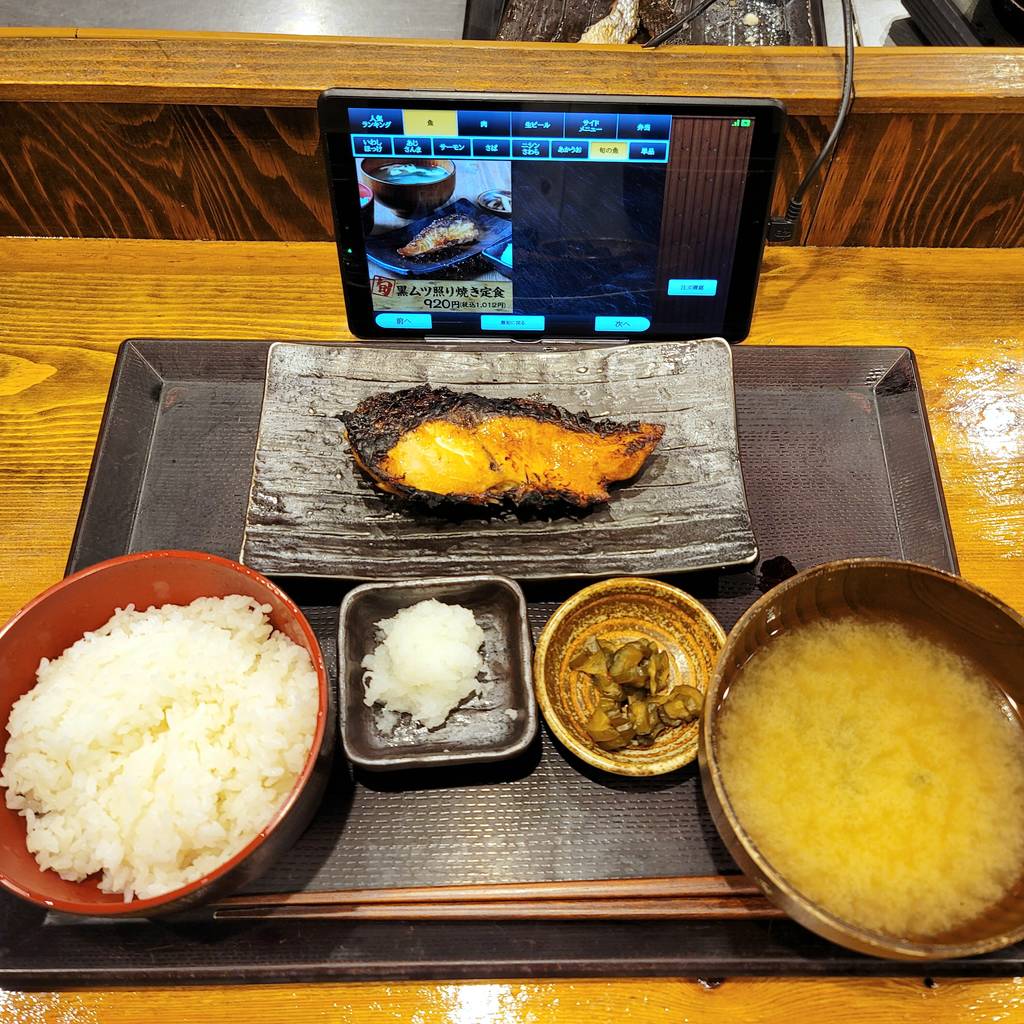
[6,338,1007,986]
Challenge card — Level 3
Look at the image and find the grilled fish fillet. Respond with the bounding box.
[342,386,665,508]
[397,215,480,257]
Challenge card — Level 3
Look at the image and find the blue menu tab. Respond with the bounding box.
[667,278,719,296]
[348,108,404,134]
[511,112,565,137]
[457,110,512,137]
[352,135,393,156]
[512,139,550,159]
[565,112,617,138]
[481,315,545,332]
[433,137,472,156]
[617,113,672,139]
[376,313,433,329]
[472,138,512,158]
[551,140,588,159]
[628,141,668,161]
[392,135,433,157]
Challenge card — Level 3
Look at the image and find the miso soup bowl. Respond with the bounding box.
[0,550,333,918]
[359,157,456,218]
[700,558,1024,960]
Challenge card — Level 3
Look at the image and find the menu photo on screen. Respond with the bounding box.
[319,91,784,342]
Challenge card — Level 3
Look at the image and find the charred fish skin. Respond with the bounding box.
[397,215,480,257]
[341,385,665,509]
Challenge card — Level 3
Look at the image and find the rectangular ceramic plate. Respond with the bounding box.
[22,339,976,986]
[241,340,758,580]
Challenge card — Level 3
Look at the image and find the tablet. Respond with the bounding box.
[319,90,784,342]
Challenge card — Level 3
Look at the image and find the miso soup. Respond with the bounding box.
[373,163,450,183]
[717,618,1024,938]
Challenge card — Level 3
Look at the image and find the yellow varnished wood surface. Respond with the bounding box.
[0,30,1022,113]
[0,237,1023,1019]
[1,238,1020,618]
[4,977,1024,1023]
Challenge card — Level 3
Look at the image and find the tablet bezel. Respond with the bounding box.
[319,89,784,343]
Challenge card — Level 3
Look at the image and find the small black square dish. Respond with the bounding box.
[338,576,536,771]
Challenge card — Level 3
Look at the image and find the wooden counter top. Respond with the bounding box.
[0,237,1023,1018]
[0,29,1022,113]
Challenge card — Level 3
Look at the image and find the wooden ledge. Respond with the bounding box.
[0,29,1022,114]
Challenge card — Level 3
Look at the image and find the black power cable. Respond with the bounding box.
[643,0,857,243]
[767,0,856,240]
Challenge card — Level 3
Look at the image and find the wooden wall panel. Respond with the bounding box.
[0,103,332,241]
[0,102,828,243]
[807,113,1024,247]
[778,115,832,244]
[0,102,1020,246]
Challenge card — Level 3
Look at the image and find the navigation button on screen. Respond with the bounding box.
[511,112,565,137]
[481,315,545,332]
[348,108,404,134]
[628,141,668,161]
[512,139,550,159]
[401,109,457,137]
[565,113,617,138]
[352,135,393,156]
[472,138,512,158]
[433,137,472,155]
[376,313,433,330]
[617,113,672,140]
[595,316,651,332]
[551,140,587,158]
[667,279,719,296]
[457,110,512,137]
[392,135,432,156]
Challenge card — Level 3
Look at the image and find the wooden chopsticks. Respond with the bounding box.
[212,874,783,921]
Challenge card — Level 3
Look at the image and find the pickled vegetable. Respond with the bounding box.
[577,637,705,750]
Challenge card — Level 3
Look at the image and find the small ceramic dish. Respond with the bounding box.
[533,577,725,776]
[476,188,512,216]
[338,576,536,771]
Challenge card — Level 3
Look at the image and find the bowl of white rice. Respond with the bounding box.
[0,550,332,916]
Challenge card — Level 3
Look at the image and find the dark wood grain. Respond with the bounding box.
[778,115,833,244]
[807,113,1024,247]
[0,101,826,243]
[1,104,1019,246]
[0,102,332,241]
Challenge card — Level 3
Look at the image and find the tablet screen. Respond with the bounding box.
[321,91,783,341]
